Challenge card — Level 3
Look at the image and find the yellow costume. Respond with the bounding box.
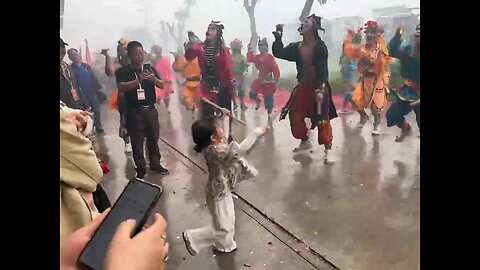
[172,55,201,110]
[343,21,390,134]
[344,36,390,111]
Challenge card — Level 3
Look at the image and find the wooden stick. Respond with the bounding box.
[201,98,247,125]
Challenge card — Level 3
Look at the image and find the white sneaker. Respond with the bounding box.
[324,149,334,165]
[293,140,313,152]
[372,125,381,136]
[124,142,132,153]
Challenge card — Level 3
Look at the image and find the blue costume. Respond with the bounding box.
[386,24,420,141]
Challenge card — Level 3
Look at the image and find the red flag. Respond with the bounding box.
[85,39,92,66]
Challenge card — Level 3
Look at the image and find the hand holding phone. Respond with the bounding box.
[105,213,169,270]
[79,179,163,270]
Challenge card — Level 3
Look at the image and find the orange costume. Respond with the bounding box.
[343,21,390,134]
[172,54,201,110]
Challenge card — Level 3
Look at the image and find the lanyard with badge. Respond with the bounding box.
[132,65,146,101]
[61,63,80,101]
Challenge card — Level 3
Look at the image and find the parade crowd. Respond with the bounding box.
[59,14,419,269]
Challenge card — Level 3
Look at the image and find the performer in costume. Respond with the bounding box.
[102,37,132,153]
[339,31,361,113]
[184,21,235,119]
[172,32,202,115]
[247,37,280,116]
[343,21,390,135]
[151,45,174,113]
[230,39,249,111]
[272,14,338,165]
[386,23,420,142]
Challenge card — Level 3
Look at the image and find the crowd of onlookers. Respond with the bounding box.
[60,37,169,270]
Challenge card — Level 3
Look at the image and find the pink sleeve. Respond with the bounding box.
[161,58,174,81]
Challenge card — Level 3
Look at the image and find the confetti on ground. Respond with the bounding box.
[244,263,251,267]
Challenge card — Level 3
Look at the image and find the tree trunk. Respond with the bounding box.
[299,0,315,22]
[244,0,258,78]
[246,9,258,54]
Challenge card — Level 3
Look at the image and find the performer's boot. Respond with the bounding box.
[395,122,412,142]
[324,144,334,165]
[293,139,313,153]
[372,113,381,136]
[357,110,369,128]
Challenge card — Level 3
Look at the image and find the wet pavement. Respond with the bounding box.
[96,90,419,270]
[96,103,332,270]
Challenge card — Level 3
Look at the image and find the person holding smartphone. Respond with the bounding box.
[115,41,168,179]
[60,210,169,270]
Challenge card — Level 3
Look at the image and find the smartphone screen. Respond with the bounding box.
[79,178,162,270]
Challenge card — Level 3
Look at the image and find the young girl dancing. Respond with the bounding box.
[182,111,268,255]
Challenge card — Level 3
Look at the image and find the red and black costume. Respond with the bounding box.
[185,21,235,118]
[272,15,337,151]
